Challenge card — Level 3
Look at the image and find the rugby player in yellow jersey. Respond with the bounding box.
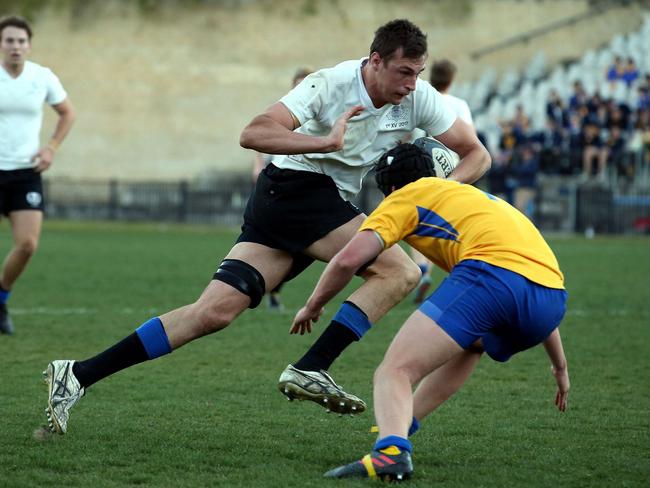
[290,143,570,481]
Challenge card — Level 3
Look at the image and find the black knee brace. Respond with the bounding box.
[212,259,266,309]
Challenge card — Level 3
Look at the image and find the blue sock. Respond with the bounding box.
[0,287,10,305]
[135,317,172,359]
[374,435,412,454]
[408,417,420,437]
[332,301,372,340]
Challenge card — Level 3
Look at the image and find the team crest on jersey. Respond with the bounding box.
[26,192,42,207]
[382,105,410,130]
[386,105,407,121]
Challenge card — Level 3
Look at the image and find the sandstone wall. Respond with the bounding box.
[22,0,644,181]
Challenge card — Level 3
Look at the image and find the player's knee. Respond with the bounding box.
[194,303,238,334]
[402,260,422,292]
[16,237,38,257]
[384,258,421,297]
[366,253,421,295]
[374,359,419,386]
[212,258,266,309]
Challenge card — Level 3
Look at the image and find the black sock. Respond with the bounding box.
[72,332,149,388]
[293,321,359,372]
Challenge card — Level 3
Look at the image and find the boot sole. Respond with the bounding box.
[278,381,365,414]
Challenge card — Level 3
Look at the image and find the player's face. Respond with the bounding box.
[374,49,426,105]
[0,26,31,68]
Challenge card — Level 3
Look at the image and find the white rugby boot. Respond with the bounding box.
[43,360,85,434]
[278,364,366,415]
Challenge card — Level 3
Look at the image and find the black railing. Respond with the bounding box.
[42,173,650,235]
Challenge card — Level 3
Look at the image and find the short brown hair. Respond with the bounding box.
[369,19,427,63]
[429,59,457,92]
[0,15,32,41]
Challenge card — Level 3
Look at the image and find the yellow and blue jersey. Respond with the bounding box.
[360,177,564,289]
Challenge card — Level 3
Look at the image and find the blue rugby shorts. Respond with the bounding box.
[419,259,567,362]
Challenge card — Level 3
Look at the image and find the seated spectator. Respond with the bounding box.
[641,111,650,169]
[621,58,639,88]
[581,122,608,182]
[628,108,650,172]
[604,126,629,181]
[587,92,604,116]
[513,104,530,134]
[605,56,624,87]
[546,89,568,127]
[606,103,630,131]
[490,121,525,203]
[534,118,568,174]
[487,158,513,202]
[637,86,650,111]
[498,120,523,158]
[512,144,540,219]
[569,80,588,111]
[574,102,591,127]
[588,98,608,128]
[567,112,585,174]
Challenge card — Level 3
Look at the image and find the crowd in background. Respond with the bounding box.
[483,55,650,217]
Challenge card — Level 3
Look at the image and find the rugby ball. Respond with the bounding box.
[413,137,460,179]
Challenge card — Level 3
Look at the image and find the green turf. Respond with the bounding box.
[0,221,648,487]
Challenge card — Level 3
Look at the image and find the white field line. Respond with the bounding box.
[11,307,160,316]
[9,307,645,317]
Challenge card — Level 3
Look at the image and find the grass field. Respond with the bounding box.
[1,221,649,487]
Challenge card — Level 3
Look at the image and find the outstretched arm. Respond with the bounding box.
[291,230,384,334]
[240,102,364,155]
[543,328,570,412]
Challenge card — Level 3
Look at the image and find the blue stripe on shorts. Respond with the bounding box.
[419,260,567,362]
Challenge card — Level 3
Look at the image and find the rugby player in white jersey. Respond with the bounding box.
[42,19,490,436]
[0,16,75,335]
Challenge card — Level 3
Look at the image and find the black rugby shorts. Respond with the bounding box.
[236,164,361,281]
[0,169,44,215]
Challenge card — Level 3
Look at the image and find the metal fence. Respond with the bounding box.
[42,174,650,235]
[534,174,650,234]
[43,176,252,226]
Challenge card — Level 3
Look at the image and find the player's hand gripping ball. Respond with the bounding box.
[413,136,460,178]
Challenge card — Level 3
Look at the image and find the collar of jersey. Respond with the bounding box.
[0,60,32,81]
[357,57,385,116]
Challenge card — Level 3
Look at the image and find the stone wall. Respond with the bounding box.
[23,0,643,180]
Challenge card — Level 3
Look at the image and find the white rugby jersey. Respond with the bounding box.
[0,61,67,170]
[274,58,456,201]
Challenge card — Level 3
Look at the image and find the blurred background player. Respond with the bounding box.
[0,16,75,335]
[251,67,313,311]
[288,143,568,481]
[411,59,475,304]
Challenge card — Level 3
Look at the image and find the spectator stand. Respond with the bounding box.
[460,13,650,234]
